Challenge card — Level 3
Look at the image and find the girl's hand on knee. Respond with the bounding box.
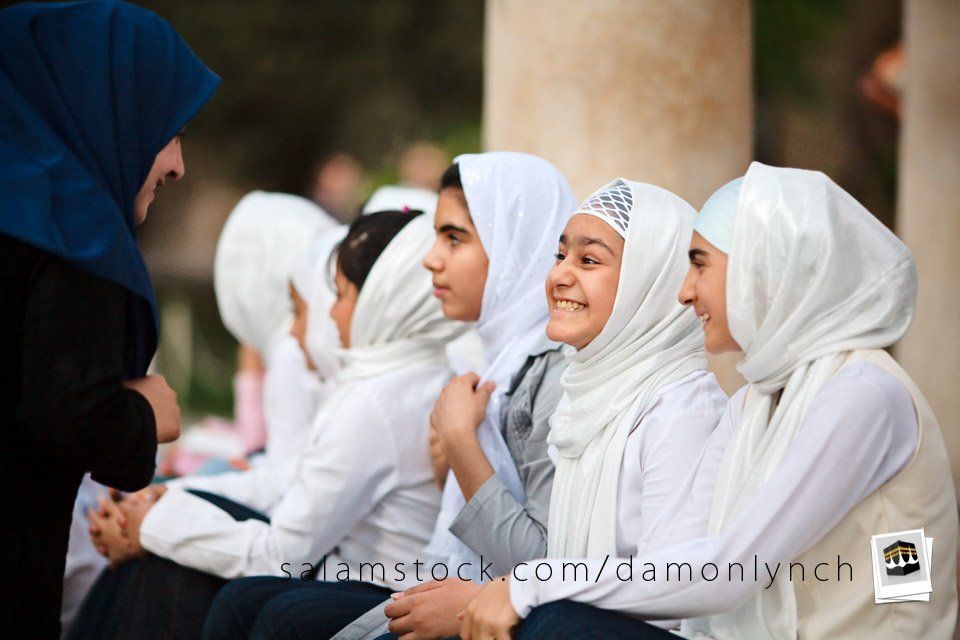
[460,577,518,640]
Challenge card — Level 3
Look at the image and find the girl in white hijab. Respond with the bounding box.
[462,162,958,640]
[545,179,726,562]
[163,191,336,475]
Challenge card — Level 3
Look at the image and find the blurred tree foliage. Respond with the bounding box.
[754,0,845,104]
[140,0,485,193]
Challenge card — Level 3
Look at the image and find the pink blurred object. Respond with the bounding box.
[233,368,267,452]
[161,369,266,477]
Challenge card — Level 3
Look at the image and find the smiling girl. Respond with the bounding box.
[543,180,726,569]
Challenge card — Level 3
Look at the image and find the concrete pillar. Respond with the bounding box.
[897,6,960,628]
[897,0,960,502]
[483,0,752,393]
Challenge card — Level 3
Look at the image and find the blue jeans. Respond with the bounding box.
[515,601,678,639]
[203,576,392,640]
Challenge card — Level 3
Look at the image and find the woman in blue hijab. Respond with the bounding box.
[0,2,218,637]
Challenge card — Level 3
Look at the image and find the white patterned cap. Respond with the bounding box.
[572,178,633,237]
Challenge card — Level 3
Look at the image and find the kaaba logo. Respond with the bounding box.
[883,540,920,576]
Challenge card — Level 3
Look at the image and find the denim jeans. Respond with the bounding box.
[203,576,392,640]
[515,600,679,639]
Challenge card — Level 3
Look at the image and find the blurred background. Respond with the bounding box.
[19,1,953,490]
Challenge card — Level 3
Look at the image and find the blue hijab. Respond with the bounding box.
[0,1,219,376]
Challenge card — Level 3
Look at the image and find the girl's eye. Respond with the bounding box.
[582,256,598,265]
[447,233,461,246]
[554,252,565,262]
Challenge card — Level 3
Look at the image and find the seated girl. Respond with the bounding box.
[461,163,959,640]
[71,209,465,639]
[161,190,336,476]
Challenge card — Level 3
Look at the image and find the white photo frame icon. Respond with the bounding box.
[870,528,933,601]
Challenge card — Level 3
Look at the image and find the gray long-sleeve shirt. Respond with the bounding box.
[447,348,566,574]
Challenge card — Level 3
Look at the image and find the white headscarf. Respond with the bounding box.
[363,185,439,215]
[425,151,576,578]
[546,179,706,557]
[335,212,467,382]
[291,185,441,382]
[685,162,917,640]
[214,191,337,354]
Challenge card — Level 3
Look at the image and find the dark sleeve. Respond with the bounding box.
[18,256,157,490]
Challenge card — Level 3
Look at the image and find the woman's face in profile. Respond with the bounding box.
[422,187,488,322]
[678,232,739,354]
[134,134,185,224]
[289,283,315,370]
[330,266,359,349]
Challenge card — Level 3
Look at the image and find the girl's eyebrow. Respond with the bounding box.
[438,224,470,235]
[578,236,615,255]
[688,248,709,262]
[559,233,615,255]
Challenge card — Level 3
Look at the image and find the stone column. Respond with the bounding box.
[483,0,752,392]
[897,0,960,502]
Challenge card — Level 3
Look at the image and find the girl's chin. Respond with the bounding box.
[546,326,589,350]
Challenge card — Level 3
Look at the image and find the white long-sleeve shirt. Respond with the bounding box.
[611,370,727,557]
[510,361,917,623]
[260,335,327,477]
[140,363,448,590]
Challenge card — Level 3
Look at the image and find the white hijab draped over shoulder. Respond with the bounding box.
[547,180,706,558]
[684,162,917,640]
[425,152,576,577]
[215,191,337,356]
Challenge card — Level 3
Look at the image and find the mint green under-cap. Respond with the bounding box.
[693,177,743,255]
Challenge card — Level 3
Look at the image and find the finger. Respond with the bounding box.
[383,595,413,618]
[462,372,481,388]
[402,580,445,596]
[386,613,414,635]
[480,381,497,396]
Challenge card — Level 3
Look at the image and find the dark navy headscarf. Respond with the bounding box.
[0,1,219,376]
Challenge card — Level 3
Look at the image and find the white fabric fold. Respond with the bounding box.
[684,162,917,640]
[547,179,706,557]
[214,191,337,355]
[425,152,576,579]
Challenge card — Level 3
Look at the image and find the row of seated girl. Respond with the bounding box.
[67,152,957,640]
